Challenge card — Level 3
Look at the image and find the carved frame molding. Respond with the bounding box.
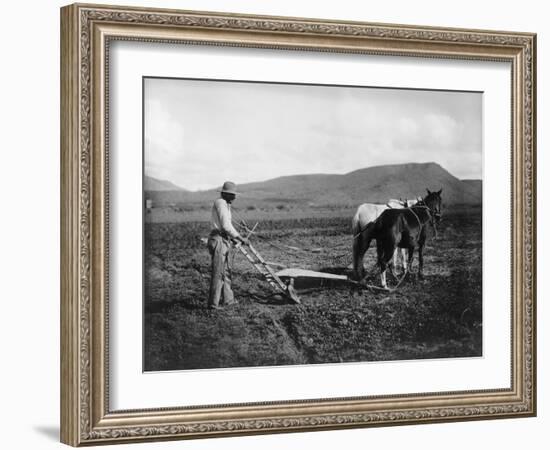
[61,3,536,446]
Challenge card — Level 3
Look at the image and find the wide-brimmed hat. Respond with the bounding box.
[219,181,238,195]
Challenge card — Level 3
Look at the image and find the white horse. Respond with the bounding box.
[352,198,419,280]
[401,197,422,207]
[388,197,421,208]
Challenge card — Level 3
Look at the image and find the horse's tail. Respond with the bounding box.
[351,211,361,236]
[352,209,374,281]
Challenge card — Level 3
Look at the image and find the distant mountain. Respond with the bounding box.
[335,162,482,205]
[145,163,482,207]
[144,175,185,191]
[461,179,482,202]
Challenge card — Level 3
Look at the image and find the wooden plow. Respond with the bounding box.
[212,216,406,303]
[236,241,406,303]
[235,242,301,304]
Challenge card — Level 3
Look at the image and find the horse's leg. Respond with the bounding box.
[381,266,388,289]
[361,235,373,281]
[401,248,408,273]
[353,228,371,281]
[391,249,399,277]
[418,244,425,279]
[352,234,364,280]
[377,239,394,289]
[406,245,415,277]
[390,230,404,278]
[352,232,363,280]
[389,250,397,279]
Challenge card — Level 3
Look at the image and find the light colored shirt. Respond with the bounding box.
[211,198,240,239]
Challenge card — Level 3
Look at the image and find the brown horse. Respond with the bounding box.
[351,198,420,280]
[351,197,423,280]
[369,189,442,288]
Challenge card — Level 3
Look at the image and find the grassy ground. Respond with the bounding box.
[143,205,482,371]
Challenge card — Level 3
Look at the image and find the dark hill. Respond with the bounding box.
[144,175,185,191]
[461,179,483,203]
[145,163,482,207]
[338,162,481,205]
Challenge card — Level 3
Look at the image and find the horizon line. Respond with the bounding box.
[145,161,482,192]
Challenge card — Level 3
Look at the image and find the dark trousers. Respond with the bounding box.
[207,233,235,306]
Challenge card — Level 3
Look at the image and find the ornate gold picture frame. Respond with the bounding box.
[60,3,536,446]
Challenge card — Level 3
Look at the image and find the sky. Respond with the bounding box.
[144,77,482,191]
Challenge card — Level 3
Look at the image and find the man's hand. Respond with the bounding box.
[239,236,250,246]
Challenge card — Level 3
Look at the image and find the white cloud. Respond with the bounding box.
[144,79,482,190]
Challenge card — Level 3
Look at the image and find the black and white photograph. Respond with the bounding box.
[143,77,483,372]
[2,0,544,447]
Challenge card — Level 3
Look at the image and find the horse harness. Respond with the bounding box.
[406,205,438,238]
[406,206,424,229]
[353,203,438,241]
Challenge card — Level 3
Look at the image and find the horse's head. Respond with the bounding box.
[424,188,443,223]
